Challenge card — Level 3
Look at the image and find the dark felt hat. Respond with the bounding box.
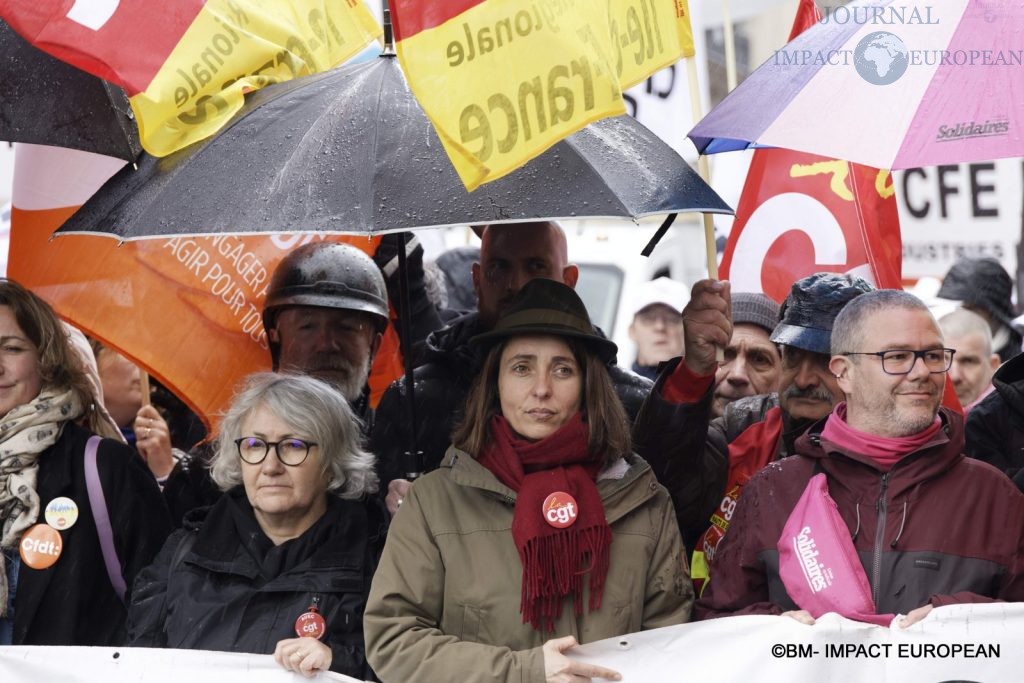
[936,257,1017,328]
[770,273,874,354]
[471,279,617,363]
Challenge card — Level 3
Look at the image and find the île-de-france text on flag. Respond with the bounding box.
[9,144,405,427]
[718,0,903,300]
[0,0,381,156]
[390,0,694,191]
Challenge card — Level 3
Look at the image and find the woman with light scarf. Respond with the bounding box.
[365,279,692,683]
[0,279,171,645]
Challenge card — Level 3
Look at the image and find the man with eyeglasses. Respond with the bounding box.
[696,289,1024,624]
[635,272,872,589]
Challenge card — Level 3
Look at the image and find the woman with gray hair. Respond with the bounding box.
[127,373,385,679]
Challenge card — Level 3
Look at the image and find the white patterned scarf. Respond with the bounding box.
[0,389,81,618]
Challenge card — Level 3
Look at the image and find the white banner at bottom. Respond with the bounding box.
[0,645,361,682]
[574,603,1022,681]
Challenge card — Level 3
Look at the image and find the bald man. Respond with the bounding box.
[370,222,652,513]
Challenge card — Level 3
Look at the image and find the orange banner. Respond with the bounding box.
[10,145,403,428]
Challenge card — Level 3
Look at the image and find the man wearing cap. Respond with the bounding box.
[628,277,688,380]
[711,292,782,418]
[633,273,873,587]
[936,257,1021,362]
[371,222,653,515]
[696,289,1024,623]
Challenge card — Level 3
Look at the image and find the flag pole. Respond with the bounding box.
[685,55,723,361]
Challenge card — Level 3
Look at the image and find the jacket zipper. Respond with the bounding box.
[871,472,889,606]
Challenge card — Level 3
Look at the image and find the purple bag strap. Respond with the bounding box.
[84,435,128,603]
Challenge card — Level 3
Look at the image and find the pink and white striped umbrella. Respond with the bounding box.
[689,0,1024,169]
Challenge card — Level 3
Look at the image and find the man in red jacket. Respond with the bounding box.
[696,289,1024,626]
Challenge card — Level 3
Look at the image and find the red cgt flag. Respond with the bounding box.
[719,149,903,300]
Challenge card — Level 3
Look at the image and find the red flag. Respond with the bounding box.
[719,150,903,300]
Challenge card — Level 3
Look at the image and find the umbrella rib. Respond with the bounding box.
[367,62,388,231]
[99,80,137,160]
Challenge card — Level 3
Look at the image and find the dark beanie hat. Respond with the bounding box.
[731,292,780,335]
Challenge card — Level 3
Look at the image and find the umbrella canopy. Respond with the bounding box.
[0,20,140,161]
[56,54,730,240]
[689,0,1024,169]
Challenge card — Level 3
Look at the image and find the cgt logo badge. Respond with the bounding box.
[542,492,579,529]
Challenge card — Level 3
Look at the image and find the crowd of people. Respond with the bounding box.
[1,224,1023,682]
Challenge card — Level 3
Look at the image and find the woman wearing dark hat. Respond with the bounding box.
[364,279,691,683]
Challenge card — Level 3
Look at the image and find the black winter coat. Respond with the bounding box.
[12,421,172,645]
[370,312,653,488]
[127,488,387,679]
[965,351,1024,491]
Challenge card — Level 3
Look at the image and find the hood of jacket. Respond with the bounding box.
[421,312,487,379]
[992,351,1024,417]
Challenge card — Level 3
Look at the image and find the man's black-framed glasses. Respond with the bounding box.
[840,348,955,375]
[235,437,317,466]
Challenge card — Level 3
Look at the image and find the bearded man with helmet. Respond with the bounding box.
[163,239,434,526]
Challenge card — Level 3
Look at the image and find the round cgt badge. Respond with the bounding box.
[20,524,63,570]
[295,606,326,640]
[542,491,579,529]
[45,496,79,530]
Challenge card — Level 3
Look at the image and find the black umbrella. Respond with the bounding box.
[55,55,730,239]
[0,20,140,161]
[54,41,731,478]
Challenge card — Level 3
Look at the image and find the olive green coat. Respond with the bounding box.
[364,447,692,683]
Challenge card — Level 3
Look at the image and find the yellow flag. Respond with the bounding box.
[392,0,695,190]
[392,0,627,191]
[676,0,695,58]
[609,0,695,88]
[132,0,382,156]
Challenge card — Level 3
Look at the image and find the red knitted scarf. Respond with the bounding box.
[477,413,612,631]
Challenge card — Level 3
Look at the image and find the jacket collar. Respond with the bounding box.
[185,489,370,581]
[441,446,660,525]
[796,407,965,498]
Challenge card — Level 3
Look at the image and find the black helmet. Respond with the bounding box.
[770,273,874,354]
[262,242,388,337]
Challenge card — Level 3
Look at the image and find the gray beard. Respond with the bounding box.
[336,357,372,404]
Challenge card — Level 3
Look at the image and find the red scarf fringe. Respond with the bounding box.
[478,414,613,631]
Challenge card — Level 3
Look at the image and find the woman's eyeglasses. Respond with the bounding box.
[234,437,317,466]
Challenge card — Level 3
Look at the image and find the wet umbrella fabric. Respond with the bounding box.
[688,0,1024,170]
[0,20,140,161]
[56,55,730,240]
